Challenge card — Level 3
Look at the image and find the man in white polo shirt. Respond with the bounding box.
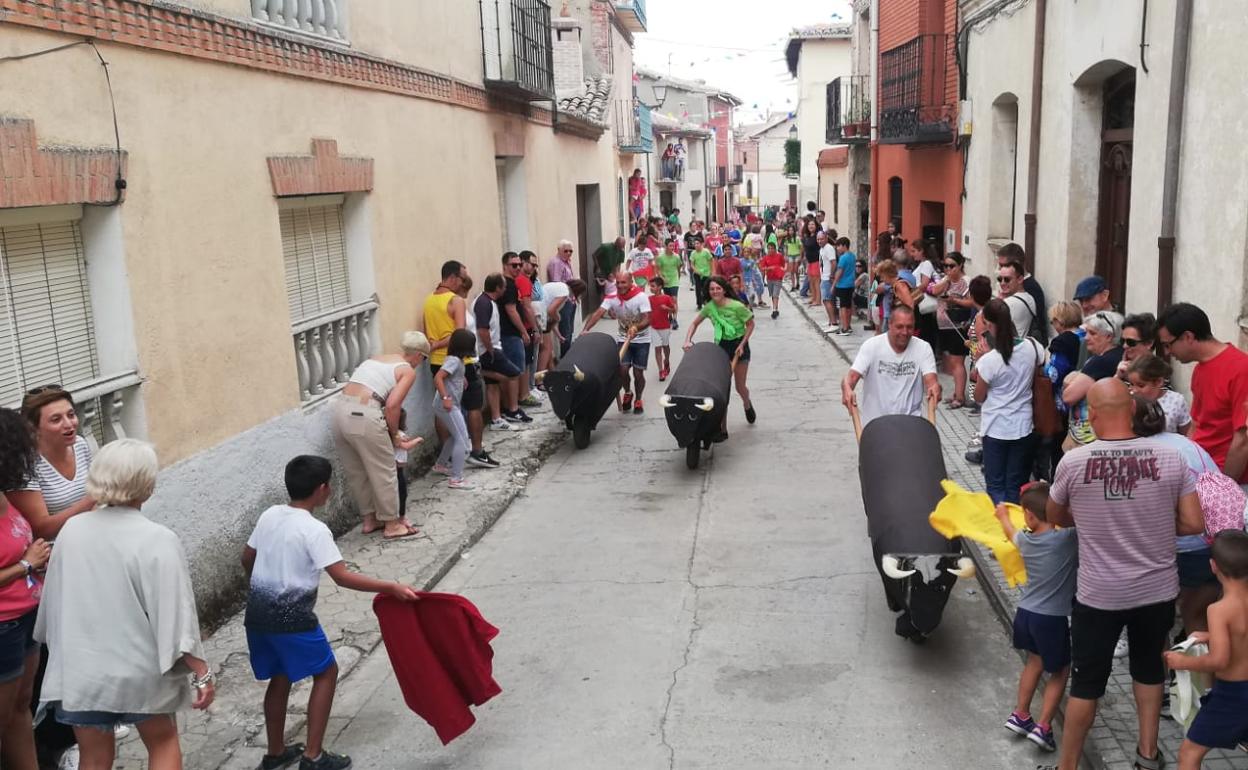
[841,305,940,426]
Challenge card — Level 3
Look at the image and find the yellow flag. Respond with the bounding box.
[928,480,1028,587]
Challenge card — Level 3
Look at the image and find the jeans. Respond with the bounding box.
[434,405,470,481]
[558,301,576,358]
[981,433,1036,504]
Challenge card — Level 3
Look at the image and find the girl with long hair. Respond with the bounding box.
[682,276,757,440]
[929,251,973,407]
[974,299,1041,503]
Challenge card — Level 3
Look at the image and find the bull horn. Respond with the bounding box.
[881,555,916,579]
[535,370,547,385]
[573,365,585,382]
[946,556,976,579]
[658,394,674,408]
[696,397,715,412]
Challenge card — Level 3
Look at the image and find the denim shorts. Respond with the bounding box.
[500,335,526,372]
[619,341,650,370]
[54,705,156,732]
[0,610,38,684]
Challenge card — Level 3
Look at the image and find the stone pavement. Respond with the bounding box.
[783,288,1248,770]
[115,402,570,770]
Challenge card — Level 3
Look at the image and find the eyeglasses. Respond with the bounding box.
[507,262,522,268]
[26,384,63,396]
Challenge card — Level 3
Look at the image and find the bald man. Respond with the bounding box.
[1046,378,1205,770]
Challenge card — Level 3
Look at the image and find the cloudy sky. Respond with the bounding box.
[633,0,853,127]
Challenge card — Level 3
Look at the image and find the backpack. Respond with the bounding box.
[1195,453,1248,541]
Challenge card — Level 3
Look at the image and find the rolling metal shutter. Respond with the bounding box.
[0,216,98,405]
[279,196,350,323]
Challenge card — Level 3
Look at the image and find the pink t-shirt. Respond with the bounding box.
[1050,437,1196,611]
[0,502,39,621]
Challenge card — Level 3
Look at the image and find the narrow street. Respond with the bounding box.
[323,300,1038,769]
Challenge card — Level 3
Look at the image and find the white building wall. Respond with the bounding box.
[795,38,852,207]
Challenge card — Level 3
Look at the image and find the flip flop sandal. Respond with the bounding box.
[948,399,965,410]
[383,526,420,541]
[1134,749,1165,770]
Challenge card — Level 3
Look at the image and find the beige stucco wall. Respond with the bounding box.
[817,164,851,234]
[795,38,852,207]
[961,0,1248,345]
[0,22,618,465]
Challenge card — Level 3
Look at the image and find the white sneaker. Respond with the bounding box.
[114,724,131,739]
[58,746,80,770]
[824,324,841,334]
[1113,636,1129,658]
[448,478,475,490]
[489,418,513,431]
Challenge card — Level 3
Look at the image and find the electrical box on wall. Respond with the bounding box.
[958,100,973,137]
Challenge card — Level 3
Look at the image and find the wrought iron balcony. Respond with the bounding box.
[708,166,727,188]
[615,101,654,154]
[730,164,744,185]
[879,34,954,145]
[480,0,555,101]
[826,75,871,144]
[615,0,647,33]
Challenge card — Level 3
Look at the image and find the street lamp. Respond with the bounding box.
[641,82,668,110]
[788,123,798,140]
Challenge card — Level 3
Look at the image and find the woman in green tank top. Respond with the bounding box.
[681,276,757,441]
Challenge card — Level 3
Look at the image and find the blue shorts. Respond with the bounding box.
[1187,679,1248,749]
[1012,607,1071,673]
[820,279,834,299]
[0,610,37,684]
[1177,548,1217,588]
[246,626,336,683]
[55,706,156,732]
[500,335,526,373]
[619,341,650,370]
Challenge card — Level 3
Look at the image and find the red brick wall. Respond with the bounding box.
[267,139,374,197]
[0,118,127,208]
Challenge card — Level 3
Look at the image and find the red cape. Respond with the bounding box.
[373,592,501,744]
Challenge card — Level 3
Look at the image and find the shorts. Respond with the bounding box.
[428,362,441,378]
[937,328,969,357]
[246,626,337,683]
[718,337,751,363]
[619,341,650,369]
[820,279,834,299]
[481,349,522,378]
[500,335,526,372]
[834,286,854,309]
[54,706,156,732]
[1011,607,1071,673]
[462,368,484,411]
[767,280,783,298]
[1186,679,1248,749]
[653,328,671,346]
[806,260,820,279]
[1177,548,1217,588]
[1069,597,1174,699]
[0,610,37,684]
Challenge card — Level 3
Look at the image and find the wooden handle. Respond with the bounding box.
[926,393,938,426]
[849,401,863,443]
[618,339,631,362]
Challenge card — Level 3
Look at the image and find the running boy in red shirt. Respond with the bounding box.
[649,276,677,381]
[758,240,787,320]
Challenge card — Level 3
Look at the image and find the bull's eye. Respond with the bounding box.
[563,385,572,392]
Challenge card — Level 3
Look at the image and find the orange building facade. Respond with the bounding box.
[870,0,962,255]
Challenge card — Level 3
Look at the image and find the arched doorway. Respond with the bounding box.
[1096,69,1135,311]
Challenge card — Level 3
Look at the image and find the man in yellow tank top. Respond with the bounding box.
[423,261,468,443]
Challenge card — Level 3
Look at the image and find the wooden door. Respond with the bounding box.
[1095,69,1135,311]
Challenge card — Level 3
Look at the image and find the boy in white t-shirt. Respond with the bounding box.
[243,456,419,770]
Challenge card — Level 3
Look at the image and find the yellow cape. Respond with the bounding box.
[928,480,1028,587]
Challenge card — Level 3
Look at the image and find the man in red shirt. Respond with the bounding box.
[648,276,677,381]
[1158,302,1248,485]
[715,250,742,282]
[758,241,786,320]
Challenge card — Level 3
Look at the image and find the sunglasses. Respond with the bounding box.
[996,275,1014,283]
[1122,338,1147,348]
[507,262,522,268]
[943,262,957,268]
[26,384,63,396]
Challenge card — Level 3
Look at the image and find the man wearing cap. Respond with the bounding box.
[995,243,1048,343]
[1073,276,1113,367]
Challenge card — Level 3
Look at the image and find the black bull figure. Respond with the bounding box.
[536,332,623,449]
[659,342,731,469]
[858,414,975,642]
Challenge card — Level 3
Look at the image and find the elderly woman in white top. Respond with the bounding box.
[331,332,430,540]
[35,439,213,770]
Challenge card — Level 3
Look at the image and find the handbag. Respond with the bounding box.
[1194,453,1248,540]
[1029,339,1061,437]
[917,292,938,315]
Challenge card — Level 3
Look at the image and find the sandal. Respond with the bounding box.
[947,399,965,410]
[1134,749,1165,770]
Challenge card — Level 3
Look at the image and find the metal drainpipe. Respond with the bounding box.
[1022,0,1046,274]
[1157,0,1193,312]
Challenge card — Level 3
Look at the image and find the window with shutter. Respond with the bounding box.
[0,219,99,405]
[279,197,351,323]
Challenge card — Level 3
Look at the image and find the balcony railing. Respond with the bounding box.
[292,295,379,403]
[827,75,871,144]
[480,0,555,101]
[251,0,348,42]
[879,34,954,145]
[5,371,144,451]
[614,0,647,33]
[615,101,654,153]
[708,166,727,187]
[658,159,685,182]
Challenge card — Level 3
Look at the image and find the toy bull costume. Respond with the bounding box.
[854,412,975,642]
[658,342,732,469]
[536,332,624,449]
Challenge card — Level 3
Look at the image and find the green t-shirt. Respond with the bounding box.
[656,253,682,286]
[784,239,802,257]
[699,299,753,342]
[690,248,713,277]
[767,232,778,249]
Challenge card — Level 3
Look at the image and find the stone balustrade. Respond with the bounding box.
[4,371,144,451]
[250,0,349,42]
[291,296,379,404]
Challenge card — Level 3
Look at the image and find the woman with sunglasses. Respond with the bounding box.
[1115,312,1158,378]
[929,252,974,408]
[1062,310,1125,447]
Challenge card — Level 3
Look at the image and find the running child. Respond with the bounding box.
[655,238,684,331]
[432,329,478,489]
[1165,530,1248,770]
[994,481,1077,753]
[648,276,677,381]
[758,240,786,319]
[244,455,419,770]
